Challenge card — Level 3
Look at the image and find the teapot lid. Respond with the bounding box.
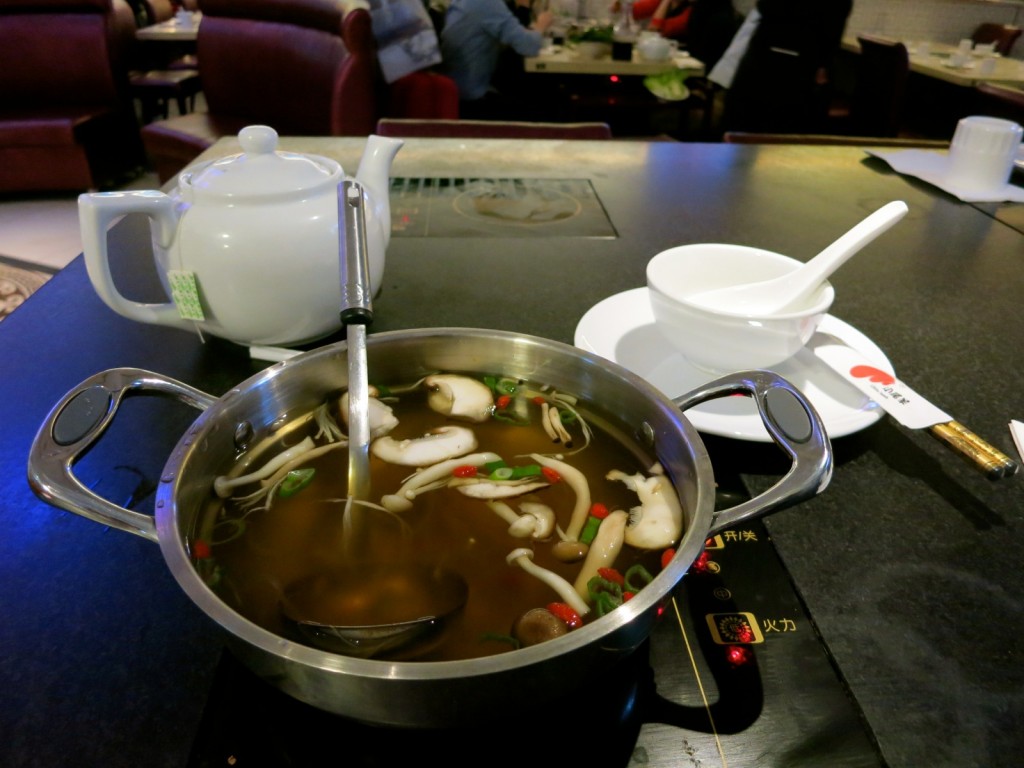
[181,125,341,196]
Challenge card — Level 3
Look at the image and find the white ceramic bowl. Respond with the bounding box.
[646,244,835,372]
[574,41,612,59]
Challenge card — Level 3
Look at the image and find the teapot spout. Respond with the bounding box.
[356,135,404,250]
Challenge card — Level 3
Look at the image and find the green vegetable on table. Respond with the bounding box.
[569,25,614,44]
[643,69,691,101]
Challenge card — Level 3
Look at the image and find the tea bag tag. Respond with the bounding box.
[167,270,206,322]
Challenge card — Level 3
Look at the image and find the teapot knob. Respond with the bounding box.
[238,125,279,156]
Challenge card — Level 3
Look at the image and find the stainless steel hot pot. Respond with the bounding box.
[28,329,831,728]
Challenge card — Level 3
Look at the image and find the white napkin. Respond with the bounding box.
[867,149,1024,203]
[1011,419,1024,463]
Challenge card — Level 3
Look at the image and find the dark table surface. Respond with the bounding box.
[2,139,1022,768]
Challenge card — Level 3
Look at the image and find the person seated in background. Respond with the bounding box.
[440,0,553,118]
[628,0,737,68]
[684,0,740,70]
[631,0,692,41]
[722,0,852,133]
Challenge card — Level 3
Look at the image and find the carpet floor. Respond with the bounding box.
[0,255,57,323]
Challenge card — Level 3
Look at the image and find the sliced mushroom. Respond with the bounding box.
[516,501,556,539]
[370,425,478,467]
[506,548,590,617]
[485,500,556,539]
[572,509,628,599]
[450,478,550,500]
[380,451,501,513]
[340,394,399,439]
[214,436,316,498]
[512,607,568,647]
[529,453,591,541]
[606,469,683,550]
[423,374,494,423]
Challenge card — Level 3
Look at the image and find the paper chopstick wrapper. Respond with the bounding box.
[1011,420,1024,464]
[812,340,1018,480]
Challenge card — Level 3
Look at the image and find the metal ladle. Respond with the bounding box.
[279,181,469,659]
[339,178,373,503]
[281,563,469,659]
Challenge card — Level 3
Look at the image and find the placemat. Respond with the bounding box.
[0,255,57,323]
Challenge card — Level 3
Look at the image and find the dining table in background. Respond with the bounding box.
[842,34,1024,88]
[524,44,704,77]
[523,46,705,136]
[1,138,1022,768]
[135,10,201,42]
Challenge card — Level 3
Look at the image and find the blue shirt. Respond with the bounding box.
[440,0,545,100]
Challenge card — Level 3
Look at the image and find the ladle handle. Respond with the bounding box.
[674,370,833,534]
[339,180,373,325]
[27,368,215,541]
[338,180,373,508]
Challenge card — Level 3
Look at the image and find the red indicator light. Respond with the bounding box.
[725,645,752,667]
[609,75,619,83]
[691,550,711,573]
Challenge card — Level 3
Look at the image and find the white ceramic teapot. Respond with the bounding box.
[78,126,403,346]
[637,32,673,62]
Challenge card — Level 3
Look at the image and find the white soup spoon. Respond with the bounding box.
[688,200,910,314]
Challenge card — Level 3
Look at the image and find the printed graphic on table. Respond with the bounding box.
[389,177,617,238]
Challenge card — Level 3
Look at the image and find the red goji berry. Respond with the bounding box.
[589,502,609,519]
[660,548,676,570]
[541,466,562,483]
[597,566,624,585]
[546,602,583,629]
[532,396,546,405]
[452,465,478,478]
[623,591,635,601]
[193,539,212,560]
[496,394,512,409]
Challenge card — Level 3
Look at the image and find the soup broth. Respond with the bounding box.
[191,373,685,662]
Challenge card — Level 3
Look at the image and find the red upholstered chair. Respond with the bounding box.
[375,118,612,139]
[386,71,460,121]
[971,23,1022,57]
[141,0,380,183]
[0,0,144,192]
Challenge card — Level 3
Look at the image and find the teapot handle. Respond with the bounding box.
[78,191,194,330]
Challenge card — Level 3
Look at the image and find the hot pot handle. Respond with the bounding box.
[673,369,833,535]
[28,368,217,542]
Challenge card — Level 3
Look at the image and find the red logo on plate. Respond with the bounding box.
[849,365,895,386]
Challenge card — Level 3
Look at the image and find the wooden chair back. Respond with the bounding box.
[852,35,910,138]
[971,23,1022,57]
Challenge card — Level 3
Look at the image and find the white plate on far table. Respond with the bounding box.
[574,287,893,442]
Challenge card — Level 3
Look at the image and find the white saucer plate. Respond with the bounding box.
[574,287,892,442]
[867,149,1024,203]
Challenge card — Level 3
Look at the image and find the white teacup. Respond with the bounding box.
[175,9,194,26]
[946,115,1023,193]
[948,50,970,67]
